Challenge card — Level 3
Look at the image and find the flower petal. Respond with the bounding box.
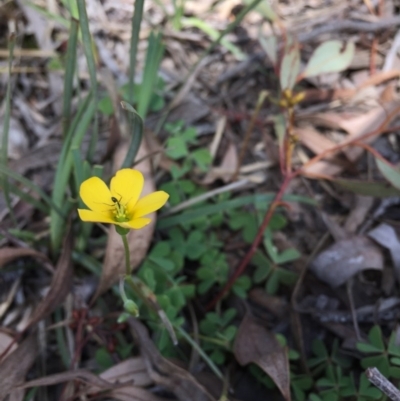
[78,209,115,224]
[110,169,144,212]
[133,191,169,218]
[80,177,112,212]
[121,217,152,229]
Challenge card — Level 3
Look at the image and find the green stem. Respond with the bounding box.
[121,234,131,275]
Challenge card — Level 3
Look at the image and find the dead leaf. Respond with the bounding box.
[27,229,73,328]
[106,387,168,401]
[233,313,291,401]
[368,223,400,283]
[89,357,152,392]
[299,102,400,177]
[0,333,17,357]
[203,142,238,184]
[344,196,374,233]
[0,333,38,401]
[17,370,117,390]
[128,318,216,401]
[0,117,28,160]
[310,236,383,287]
[0,247,51,269]
[94,140,156,298]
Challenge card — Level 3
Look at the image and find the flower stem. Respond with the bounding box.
[121,234,131,275]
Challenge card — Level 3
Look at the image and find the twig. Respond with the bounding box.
[366,367,400,401]
[298,16,400,42]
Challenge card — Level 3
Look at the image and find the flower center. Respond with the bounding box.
[112,198,130,222]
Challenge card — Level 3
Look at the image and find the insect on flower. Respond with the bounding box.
[77,168,169,230]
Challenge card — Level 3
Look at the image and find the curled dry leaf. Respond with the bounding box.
[310,236,383,288]
[0,334,38,401]
[233,313,291,401]
[128,318,216,401]
[27,229,73,328]
[94,140,157,298]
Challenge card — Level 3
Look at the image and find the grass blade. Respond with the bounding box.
[120,101,144,168]
[77,0,98,162]
[128,0,145,104]
[62,18,79,138]
[137,31,165,119]
[1,33,16,224]
[50,93,96,252]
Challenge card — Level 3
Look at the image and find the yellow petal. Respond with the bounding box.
[121,217,152,229]
[80,177,112,213]
[110,169,144,213]
[78,209,115,224]
[133,191,169,218]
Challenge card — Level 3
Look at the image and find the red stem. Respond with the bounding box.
[206,172,295,310]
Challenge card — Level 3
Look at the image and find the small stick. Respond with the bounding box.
[366,367,400,401]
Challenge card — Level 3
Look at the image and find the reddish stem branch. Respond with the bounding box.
[206,172,294,310]
[207,105,400,310]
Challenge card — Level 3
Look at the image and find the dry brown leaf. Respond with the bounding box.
[297,126,337,155]
[344,196,374,233]
[339,102,400,161]
[299,102,400,177]
[0,117,28,160]
[128,318,216,401]
[310,236,383,287]
[0,333,38,401]
[0,247,50,269]
[88,357,152,392]
[233,313,291,401]
[27,230,73,328]
[106,387,169,401]
[17,370,117,390]
[0,333,17,357]
[368,223,400,283]
[203,141,238,184]
[94,140,156,298]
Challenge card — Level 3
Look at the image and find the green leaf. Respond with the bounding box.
[335,178,400,197]
[312,339,329,357]
[266,272,280,294]
[389,366,400,379]
[232,275,252,298]
[222,308,237,325]
[191,148,212,171]
[198,278,215,294]
[275,248,301,264]
[166,137,188,159]
[357,343,382,354]
[151,241,171,257]
[269,213,287,231]
[368,326,385,351]
[259,33,277,66]
[376,157,400,190]
[388,331,400,356]
[196,266,214,280]
[302,41,355,78]
[253,262,271,283]
[95,348,114,370]
[280,42,300,90]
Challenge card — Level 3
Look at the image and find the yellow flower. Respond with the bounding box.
[77,169,169,230]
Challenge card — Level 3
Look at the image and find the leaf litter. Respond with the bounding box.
[2,0,400,400]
